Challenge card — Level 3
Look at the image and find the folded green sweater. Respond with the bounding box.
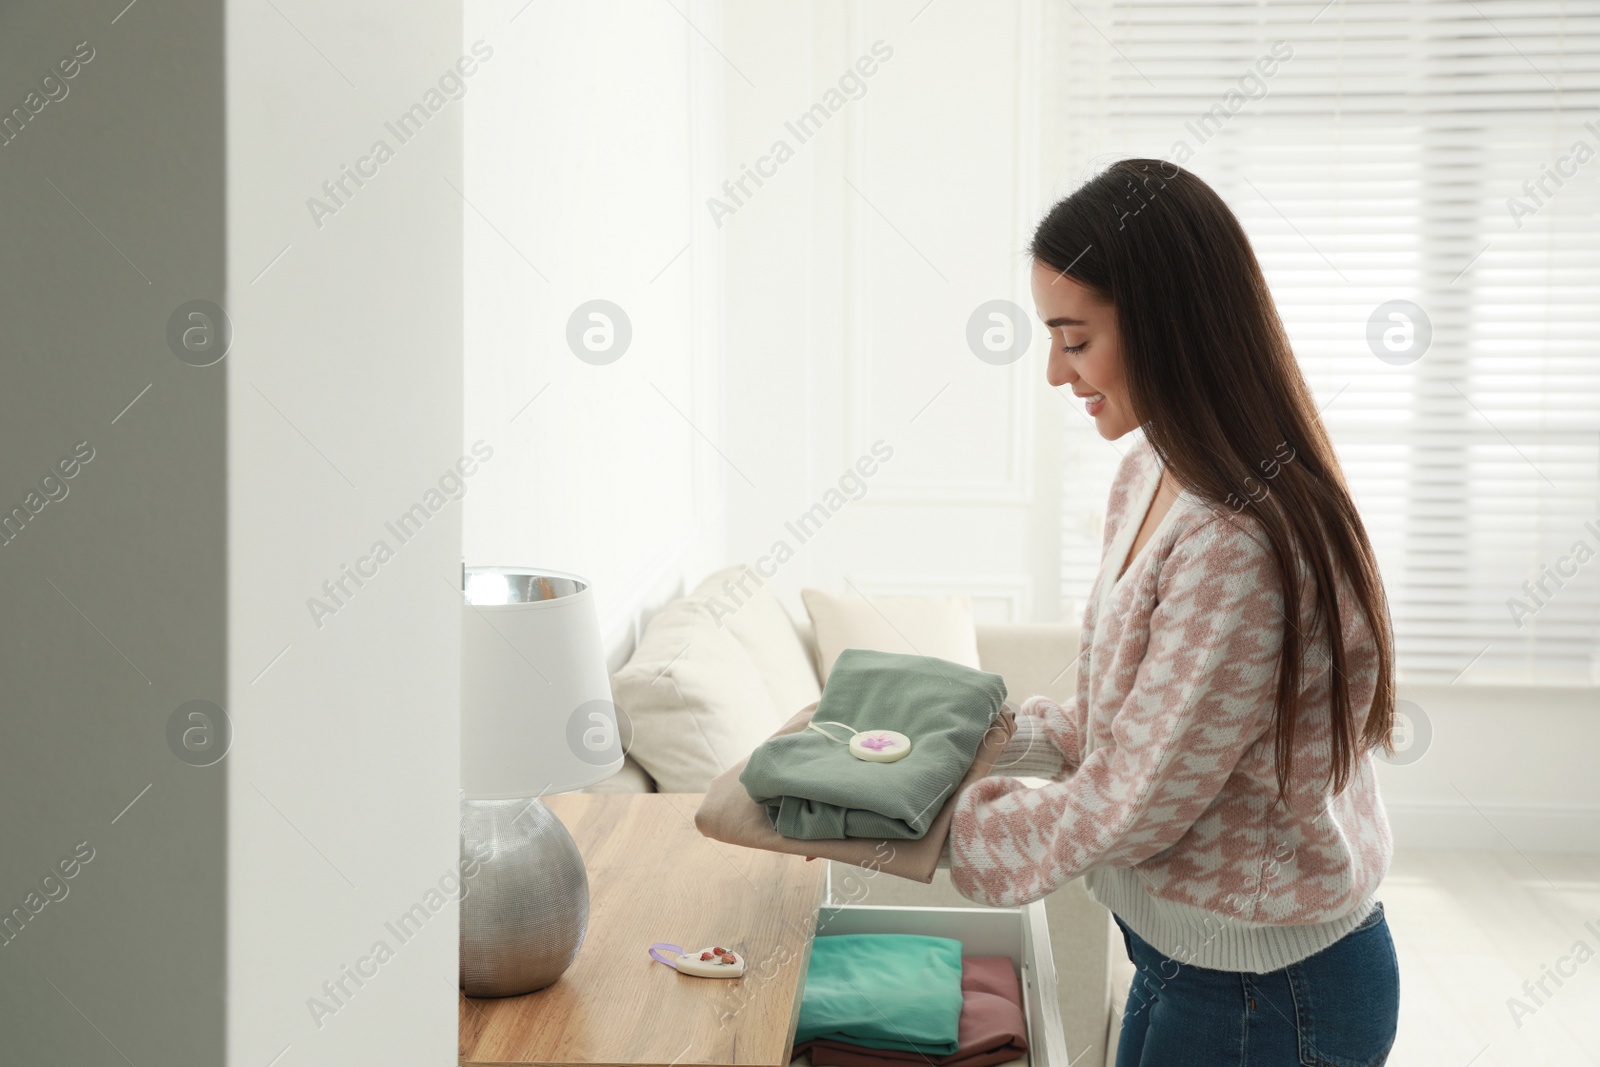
[739,648,1007,840]
[796,934,965,1054]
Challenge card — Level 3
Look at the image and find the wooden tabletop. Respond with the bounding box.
[460,792,829,1067]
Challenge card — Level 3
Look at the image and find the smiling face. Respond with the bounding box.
[1030,259,1140,440]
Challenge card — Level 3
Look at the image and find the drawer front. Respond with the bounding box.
[811,903,1068,1067]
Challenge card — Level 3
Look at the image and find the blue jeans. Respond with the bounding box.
[1113,902,1399,1067]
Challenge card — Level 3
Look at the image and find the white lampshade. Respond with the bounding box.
[460,567,623,799]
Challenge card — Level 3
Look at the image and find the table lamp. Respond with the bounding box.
[459,566,624,997]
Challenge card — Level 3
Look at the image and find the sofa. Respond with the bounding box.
[587,564,1133,1067]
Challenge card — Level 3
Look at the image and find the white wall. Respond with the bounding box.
[456,0,1064,661]
[1377,684,1599,853]
[717,0,1063,628]
[461,0,726,664]
[1,1,469,1061]
[227,2,464,1063]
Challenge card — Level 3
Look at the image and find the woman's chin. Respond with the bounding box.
[1094,413,1138,441]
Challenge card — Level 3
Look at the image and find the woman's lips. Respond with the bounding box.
[1083,392,1106,417]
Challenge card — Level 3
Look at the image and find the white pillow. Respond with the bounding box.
[609,597,782,793]
[691,564,822,716]
[799,588,983,683]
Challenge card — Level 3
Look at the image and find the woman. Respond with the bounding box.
[948,160,1401,1065]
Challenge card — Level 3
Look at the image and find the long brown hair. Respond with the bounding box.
[1032,158,1395,800]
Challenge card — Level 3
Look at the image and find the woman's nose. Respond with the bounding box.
[1046,351,1074,388]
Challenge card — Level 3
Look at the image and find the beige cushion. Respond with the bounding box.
[691,565,821,716]
[608,596,785,793]
[974,622,1080,705]
[799,588,983,683]
[581,753,656,793]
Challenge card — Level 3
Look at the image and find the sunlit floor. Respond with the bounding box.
[1107,849,1600,1066]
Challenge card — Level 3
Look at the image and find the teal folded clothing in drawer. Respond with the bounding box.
[739,648,1006,841]
[796,933,964,1055]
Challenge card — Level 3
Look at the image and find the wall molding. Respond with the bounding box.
[1386,801,1600,855]
[841,2,1037,506]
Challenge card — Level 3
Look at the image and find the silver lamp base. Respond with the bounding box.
[460,797,590,997]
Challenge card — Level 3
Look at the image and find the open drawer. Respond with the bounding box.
[804,867,1069,1067]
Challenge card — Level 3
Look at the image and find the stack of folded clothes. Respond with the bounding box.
[693,700,1015,884]
[792,934,1030,1067]
[739,648,1008,841]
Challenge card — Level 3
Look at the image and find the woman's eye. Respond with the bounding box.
[1062,340,1087,355]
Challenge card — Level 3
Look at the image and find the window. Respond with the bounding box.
[1046,0,1600,685]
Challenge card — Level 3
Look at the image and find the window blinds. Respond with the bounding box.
[1044,0,1600,685]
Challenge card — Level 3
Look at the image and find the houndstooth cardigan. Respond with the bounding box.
[948,436,1392,973]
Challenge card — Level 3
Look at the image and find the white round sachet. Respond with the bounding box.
[848,729,912,763]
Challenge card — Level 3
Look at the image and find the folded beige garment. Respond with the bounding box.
[693,700,1016,884]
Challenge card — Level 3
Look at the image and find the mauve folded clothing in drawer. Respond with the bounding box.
[739,648,1008,841]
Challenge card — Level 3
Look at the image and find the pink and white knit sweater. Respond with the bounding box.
[949,437,1392,972]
